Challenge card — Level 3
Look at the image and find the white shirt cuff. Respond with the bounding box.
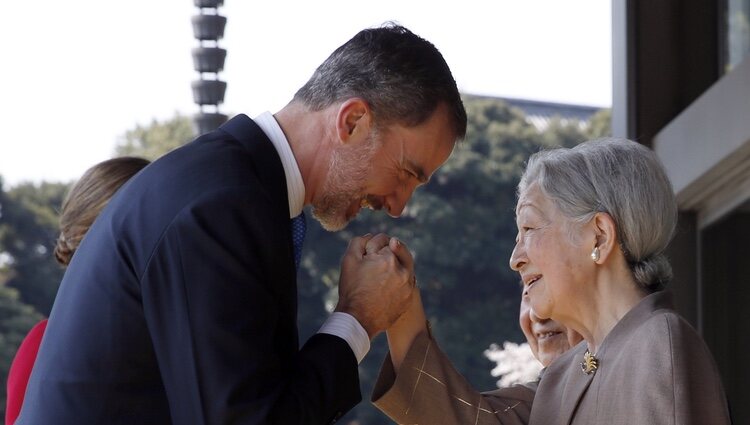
[317,312,370,364]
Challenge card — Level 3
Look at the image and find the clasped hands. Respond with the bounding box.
[335,233,418,339]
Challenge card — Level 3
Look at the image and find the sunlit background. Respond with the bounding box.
[0,0,611,186]
[1,1,748,423]
[0,2,617,424]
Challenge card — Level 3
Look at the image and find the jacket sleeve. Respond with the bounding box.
[372,331,533,425]
[140,187,360,425]
[621,312,731,425]
[664,314,731,425]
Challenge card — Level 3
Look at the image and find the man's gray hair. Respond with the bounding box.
[293,22,467,140]
[518,138,677,292]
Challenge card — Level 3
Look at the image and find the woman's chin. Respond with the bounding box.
[528,299,553,321]
[537,335,570,365]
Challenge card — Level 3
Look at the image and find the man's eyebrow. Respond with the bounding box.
[405,158,428,183]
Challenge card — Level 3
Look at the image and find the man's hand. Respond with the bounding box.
[335,233,416,339]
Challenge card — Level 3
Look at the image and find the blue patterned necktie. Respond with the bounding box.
[290,211,307,270]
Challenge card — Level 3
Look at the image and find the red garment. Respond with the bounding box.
[6,319,47,425]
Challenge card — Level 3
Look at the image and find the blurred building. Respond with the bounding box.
[613,1,750,423]
[469,94,602,131]
[503,97,600,131]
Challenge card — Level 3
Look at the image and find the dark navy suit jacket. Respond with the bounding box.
[18,115,360,424]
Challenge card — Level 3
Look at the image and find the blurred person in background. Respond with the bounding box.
[519,287,583,370]
[6,156,149,425]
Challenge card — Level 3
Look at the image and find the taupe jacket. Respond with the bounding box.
[372,291,731,424]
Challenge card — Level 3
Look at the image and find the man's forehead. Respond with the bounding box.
[405,137,455,180]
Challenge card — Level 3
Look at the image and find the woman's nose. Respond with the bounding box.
[510,240,527,271]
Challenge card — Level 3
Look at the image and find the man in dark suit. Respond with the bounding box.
[18,23,466,424]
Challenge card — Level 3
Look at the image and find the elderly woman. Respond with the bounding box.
[518,289,582,369]
[372,138,731,424]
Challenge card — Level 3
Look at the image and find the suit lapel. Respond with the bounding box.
[555,293,671,424]
[559,352,595,425]
[531,292,676,425]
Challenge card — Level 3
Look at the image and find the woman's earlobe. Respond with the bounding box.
[590,246,600,262]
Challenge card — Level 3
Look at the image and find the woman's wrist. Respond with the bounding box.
[387,288,428,371]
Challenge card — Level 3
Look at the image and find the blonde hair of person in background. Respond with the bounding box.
[54,156,150,266]
[7,155,150,425]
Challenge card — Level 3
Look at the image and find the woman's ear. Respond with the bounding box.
[592,212,618,264]
[335,98,372,145]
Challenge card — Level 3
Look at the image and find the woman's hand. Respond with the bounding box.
[386,287,427,371]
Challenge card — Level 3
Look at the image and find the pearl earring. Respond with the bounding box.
[590,246,600,262]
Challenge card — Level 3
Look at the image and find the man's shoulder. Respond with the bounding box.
[128,131,276,205]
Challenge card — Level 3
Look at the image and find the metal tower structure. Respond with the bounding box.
[191,0,228,135]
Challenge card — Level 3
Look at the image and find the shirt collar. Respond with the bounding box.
[253,111,305,218]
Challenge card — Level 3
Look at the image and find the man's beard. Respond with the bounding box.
[312,133,380,231]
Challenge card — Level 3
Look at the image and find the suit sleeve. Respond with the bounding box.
[139,187,360,425]
[664,315,731,425]
[624,313,731,425]
[372,332,533,425]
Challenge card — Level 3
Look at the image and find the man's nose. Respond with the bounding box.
[385,188,414,217]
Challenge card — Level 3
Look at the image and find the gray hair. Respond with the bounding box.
[518,138,677,292]
[293,22,467,140]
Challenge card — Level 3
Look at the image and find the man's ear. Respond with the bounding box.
[336,98,372,145]
[591,212,618,264]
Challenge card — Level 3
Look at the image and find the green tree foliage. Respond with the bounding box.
[0,179,49,419]
[113,113,195,161]
[1,181,70,315]
[0,178,11,286]
[0,285,43,419]
[585,108,613,139]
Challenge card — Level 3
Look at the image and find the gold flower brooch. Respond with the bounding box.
[581,350,598,375]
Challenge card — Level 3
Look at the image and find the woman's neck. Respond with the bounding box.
[569,267,646,354]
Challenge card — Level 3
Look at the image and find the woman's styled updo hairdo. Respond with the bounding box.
[54,156,150,266]
[517,138,678,292]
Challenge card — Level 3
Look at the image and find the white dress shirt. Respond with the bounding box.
[254,112,370,364]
